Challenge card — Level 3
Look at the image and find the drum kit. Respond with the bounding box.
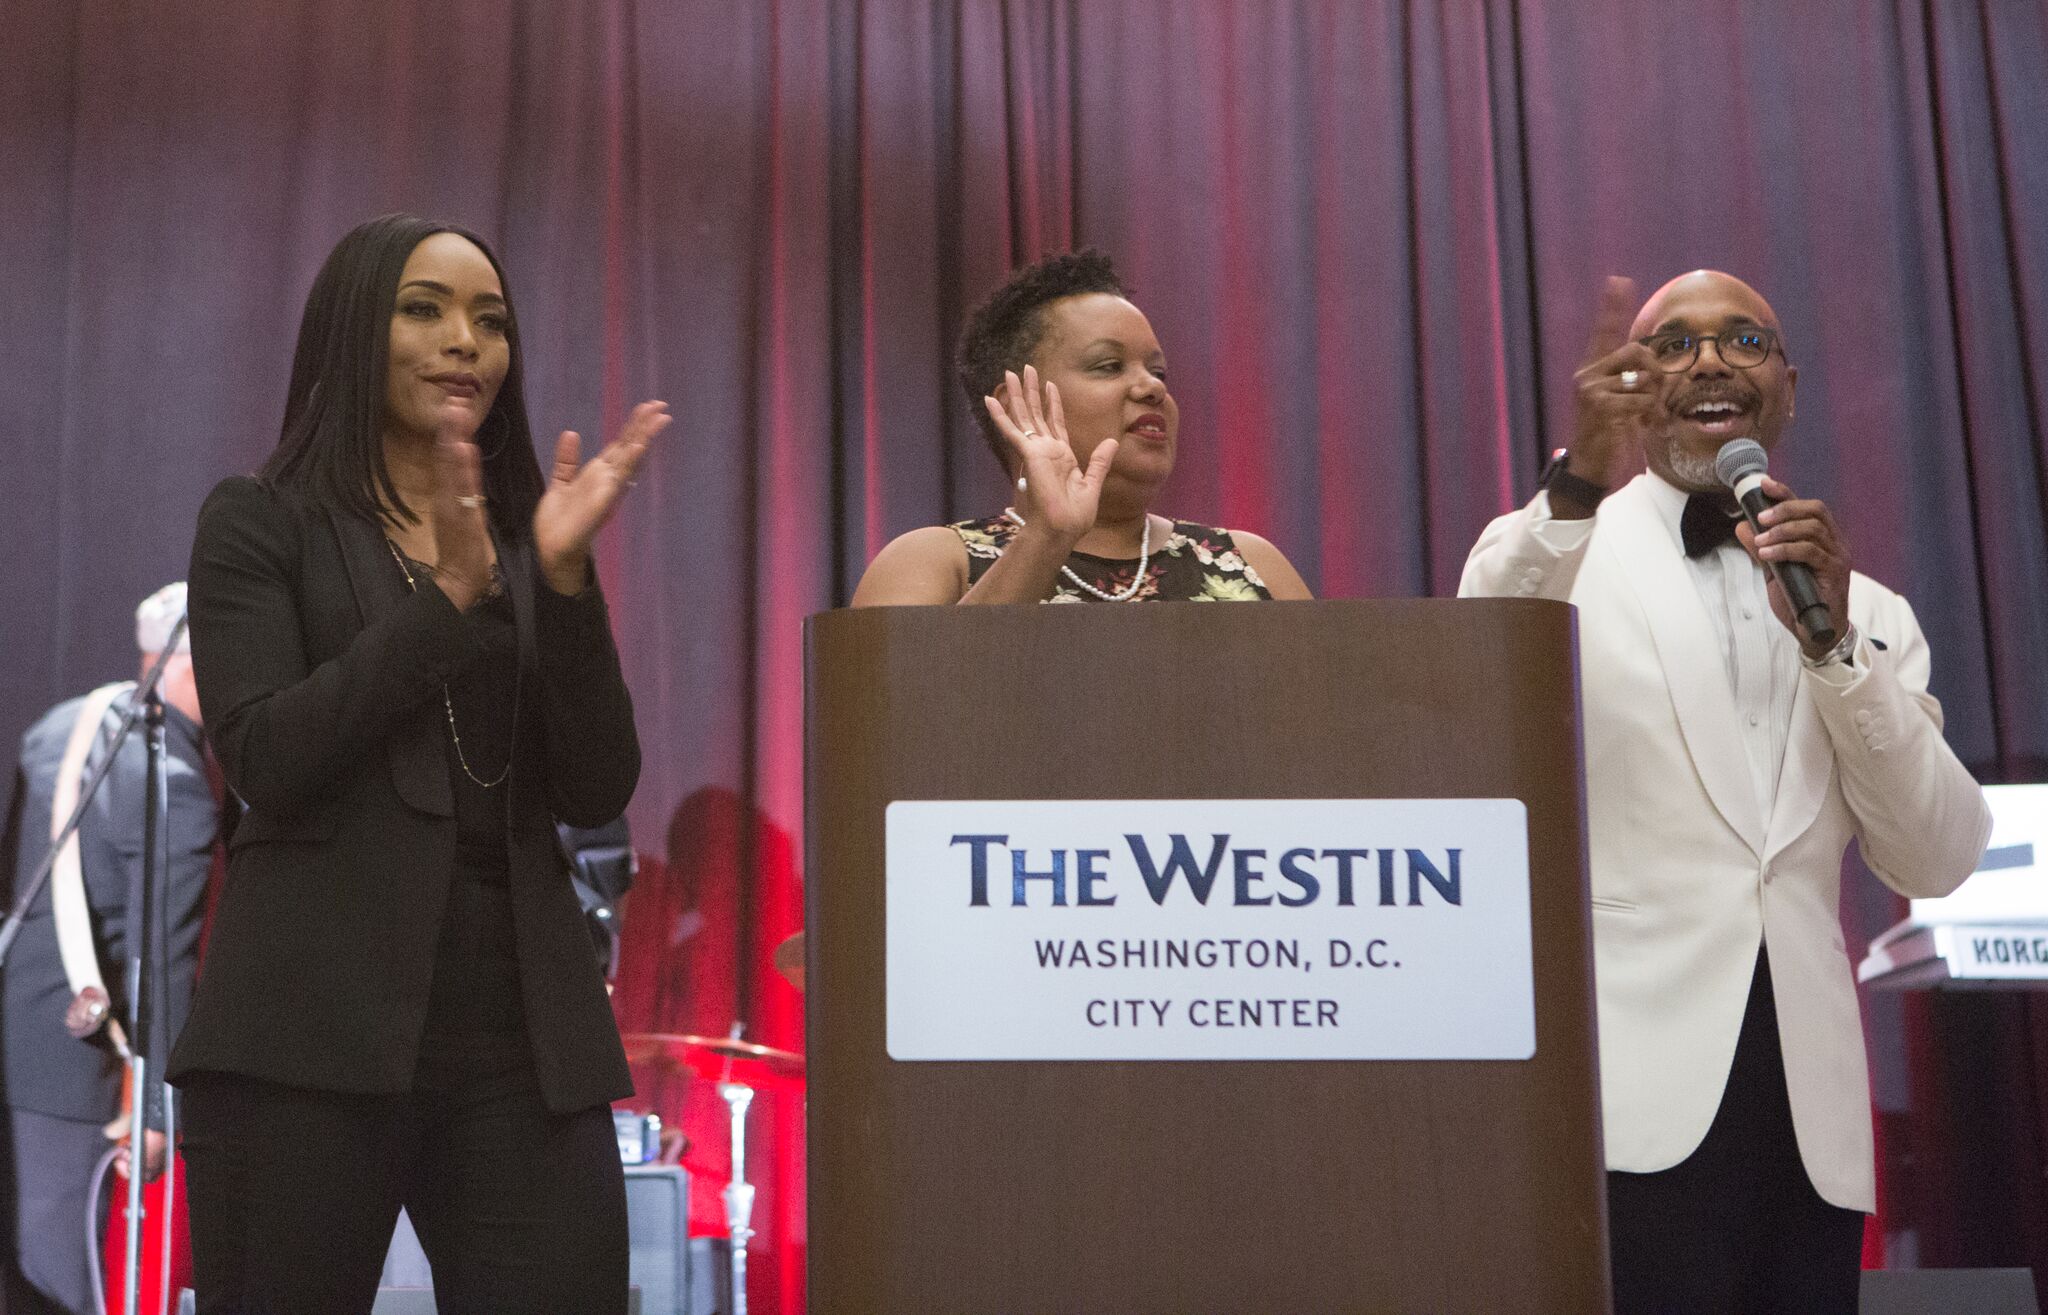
[618,931,807,1315]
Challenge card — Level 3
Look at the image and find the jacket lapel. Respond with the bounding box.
[1600,479,1767,856]
[496,527,536,821]
[497,528,539,675]
[1763,672,1831,864]
[327,508,455,819]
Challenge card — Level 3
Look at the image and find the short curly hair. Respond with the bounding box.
[956,249,1127,472]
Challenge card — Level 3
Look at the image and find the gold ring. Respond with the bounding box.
[456,493,487,509]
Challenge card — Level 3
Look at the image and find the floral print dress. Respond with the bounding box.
[951,514,1274,603]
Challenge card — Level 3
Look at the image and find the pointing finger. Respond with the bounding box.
[1583,275,1640,367]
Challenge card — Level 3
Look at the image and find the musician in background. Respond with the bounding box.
[1,583,222,1315]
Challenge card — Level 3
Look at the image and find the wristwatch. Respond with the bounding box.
[1539,448,1608,510]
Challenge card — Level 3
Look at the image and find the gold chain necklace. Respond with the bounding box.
[384,539,511,789]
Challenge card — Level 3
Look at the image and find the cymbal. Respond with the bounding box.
[621,1032,806,1085]
[774,931,806,991]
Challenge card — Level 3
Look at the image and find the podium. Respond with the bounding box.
[805,600,1609,1313]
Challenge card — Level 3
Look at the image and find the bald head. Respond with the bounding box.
[1631,270,1784,344]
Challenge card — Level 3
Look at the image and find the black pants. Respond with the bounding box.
[2,1106,107,1315]
[179,1034,626,1315]
[1607,947,1866,1315]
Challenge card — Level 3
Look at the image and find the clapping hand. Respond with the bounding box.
[534,400,671,595]
[983,365,1116,545]
[429,400,496,609]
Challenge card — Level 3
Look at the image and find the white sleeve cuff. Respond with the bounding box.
[1529,489,1598,552]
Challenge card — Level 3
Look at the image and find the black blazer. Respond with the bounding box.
[168,475,638,1112]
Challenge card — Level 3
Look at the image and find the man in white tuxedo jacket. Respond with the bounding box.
[1460,271,1990,1314]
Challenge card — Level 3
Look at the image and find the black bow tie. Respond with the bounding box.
[1680,494,1743,558]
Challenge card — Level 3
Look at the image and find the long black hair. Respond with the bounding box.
[260,213,544,536]
[956,249,1127,471]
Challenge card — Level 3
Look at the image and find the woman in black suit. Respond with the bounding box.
[172,213,669,1315]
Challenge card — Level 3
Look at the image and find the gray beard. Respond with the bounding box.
[1663,445,1721,491]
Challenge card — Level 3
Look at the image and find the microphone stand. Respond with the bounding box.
[121,690,163,1315]
[718,1021,757,1315]
[0,612,188,1315]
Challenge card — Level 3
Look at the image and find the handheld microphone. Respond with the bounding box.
[1713,438,1837,648]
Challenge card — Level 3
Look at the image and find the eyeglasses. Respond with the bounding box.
[1636,326,1780,373]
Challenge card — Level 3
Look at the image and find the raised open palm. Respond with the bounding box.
[533,400,671,592]
[983,365,1117,541]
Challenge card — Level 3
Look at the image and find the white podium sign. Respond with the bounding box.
[884,799,1535,1061]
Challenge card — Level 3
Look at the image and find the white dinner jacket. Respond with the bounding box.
[1459,473,1990,1211]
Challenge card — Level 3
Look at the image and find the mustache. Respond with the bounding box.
[1670,381,1760,412]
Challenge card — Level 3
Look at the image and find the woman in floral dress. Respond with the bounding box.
[851,250,1313,606]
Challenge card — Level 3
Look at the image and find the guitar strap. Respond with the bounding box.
[49,681,132,1055]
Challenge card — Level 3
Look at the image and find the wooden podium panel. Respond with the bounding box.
[805,600,1607,1313]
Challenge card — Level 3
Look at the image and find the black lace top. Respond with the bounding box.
[951,515,1275,602]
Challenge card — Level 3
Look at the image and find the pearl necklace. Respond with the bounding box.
[1004,509,1152,602]
[384,539,511,789]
